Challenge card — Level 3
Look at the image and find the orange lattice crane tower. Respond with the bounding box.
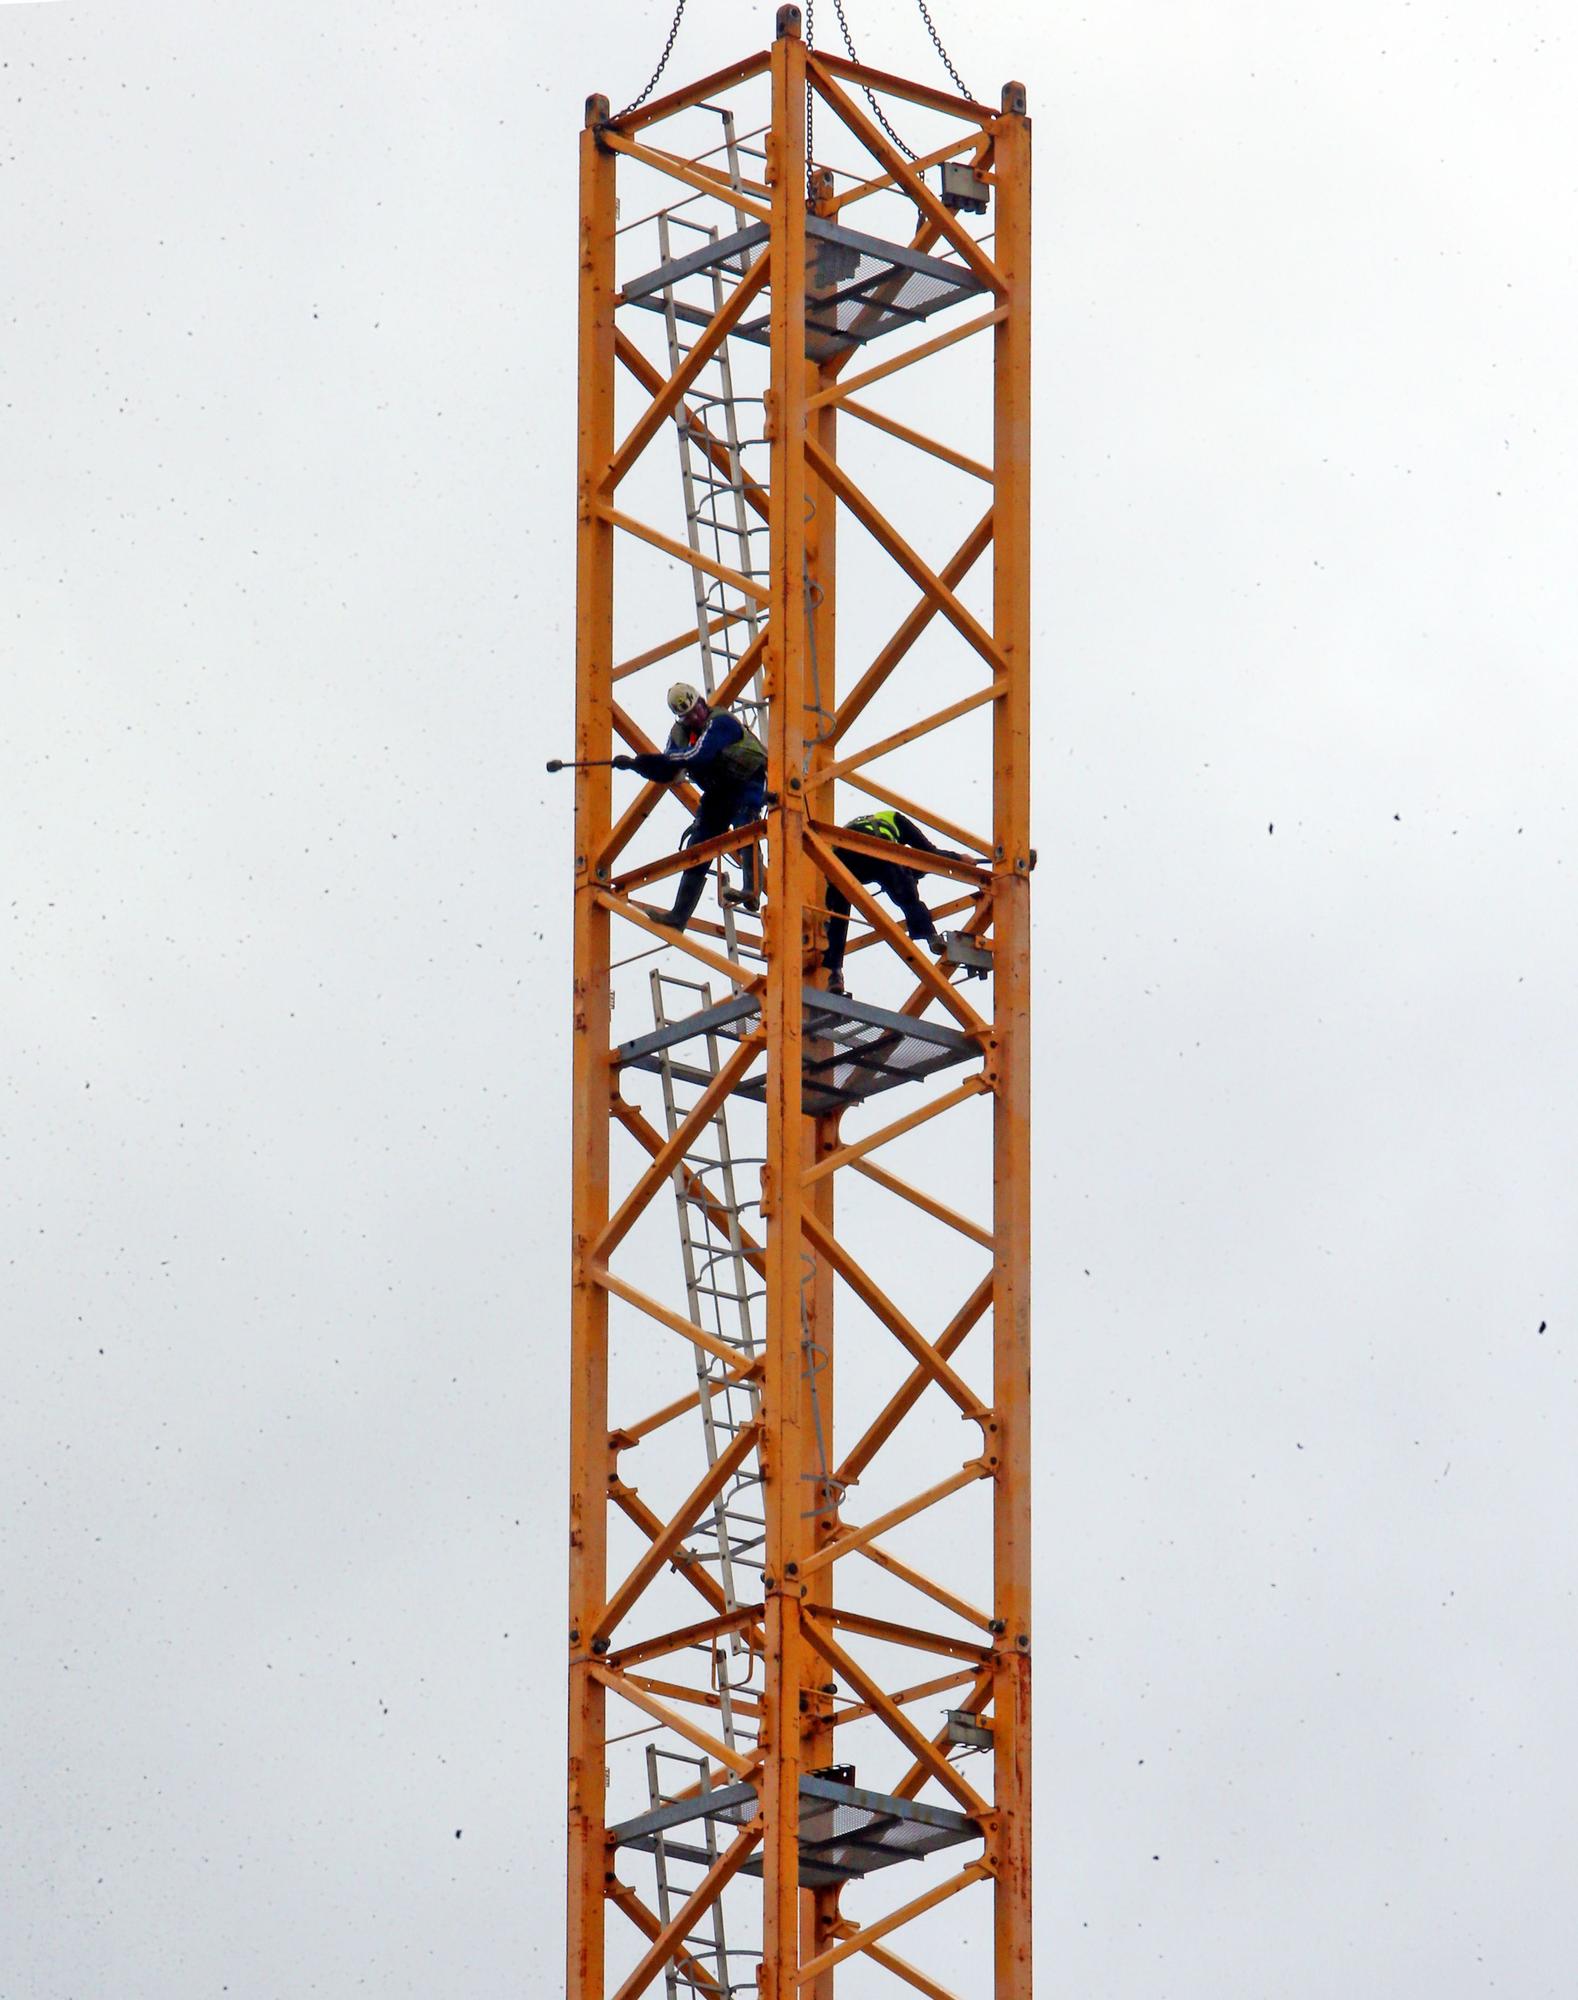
[567,8,1032,1993]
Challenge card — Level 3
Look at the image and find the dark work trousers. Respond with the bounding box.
[666,775,766,927]
[821,850,938,973]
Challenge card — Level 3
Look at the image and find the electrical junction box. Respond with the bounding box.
[938,161,990,215]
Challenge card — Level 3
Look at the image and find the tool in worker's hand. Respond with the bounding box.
[545,756,633,773]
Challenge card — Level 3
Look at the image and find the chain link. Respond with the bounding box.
[914,0,973,102]
[617,0,690,120]
[829,0,976,163]
[805,0,815,193]
[830,0,916,159]
[618,0,975,181]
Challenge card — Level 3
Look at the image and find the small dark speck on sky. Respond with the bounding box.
[1268,822,1274,834]
[455,1829,462,1839]
[1539,1320,1547,1334]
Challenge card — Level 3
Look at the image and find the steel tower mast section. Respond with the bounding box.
[568,9,1032,1994]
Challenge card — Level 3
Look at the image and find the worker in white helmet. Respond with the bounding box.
[615,683,768,931]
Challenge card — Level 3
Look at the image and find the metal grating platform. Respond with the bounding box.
[615,986,978,1116]
[609,1772,979,1890]
[623,214,989,361]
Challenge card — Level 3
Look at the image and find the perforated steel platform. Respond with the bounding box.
[614,986,977,1116]
[608,1772,979,1890]
[623,214,989,360]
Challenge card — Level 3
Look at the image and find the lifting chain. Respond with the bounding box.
[805,0,816,193]
[830,0,915,159]
[828,0,975,162]
[619,0,974,177]
[617,0,690,120]
[914,0,973,102]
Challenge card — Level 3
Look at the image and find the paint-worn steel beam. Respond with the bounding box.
[793,1460,990,1581]
[825,132,985,214]
[803,1602,993,1665]
[601,130,773,222]
[792,1860,993,1987]
[803,437,1007,676]
[615,333,773,526]
[606,1604,763,1672]
[989,80,1034,1995]
[761,21,811,1996]
[604,47,772,136]
[592,1664,756,1779]
[848,1156,993,1249]
[608,1814,765,2000]
[592,1032,765,1262]
[800,1613,988,1815]
[612,820,763,897]
[566,93,618,2000]
[812,679,1005,791]
[603,252,770,491]
[808,59,1004,294]
[855,1539,995,1632]
[824,1665,978,1729]
[806,47,994,126]
[602,503,773,606]
[834,1274,994,1487]
[802,1074,990,1188]
[806,305,1005,412]
[594,889,760,987]
[609,1098,768,1277]
[836,398,994,483]
[607,1878,731,2000]
[823,509,994,749]
[592,1421,763,1643]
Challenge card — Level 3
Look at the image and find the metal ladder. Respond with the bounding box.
[641,122,775,1988]
[654,113,768,722]
[649,967,768,1626]
[644,1748,755,2000]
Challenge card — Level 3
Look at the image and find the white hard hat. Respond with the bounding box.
[667,681,704,716]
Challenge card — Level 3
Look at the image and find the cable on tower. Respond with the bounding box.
[617,0,691,119]
[829,0,977,160]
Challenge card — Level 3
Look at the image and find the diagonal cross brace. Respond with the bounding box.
[800,1611,988,1815]
[591,1420,762,1644]
[602,250,770,493]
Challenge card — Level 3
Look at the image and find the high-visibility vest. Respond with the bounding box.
[666,711,767,781]
[719,719,766,781]
[849,810,902,843]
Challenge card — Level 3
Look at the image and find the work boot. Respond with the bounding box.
[825,970,846,997]
[660,864,708,934]
[721,841,761,914]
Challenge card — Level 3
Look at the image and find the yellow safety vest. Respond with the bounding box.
[850,811,902,843]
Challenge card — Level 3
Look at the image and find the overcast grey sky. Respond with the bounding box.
[4,0,1577,1995]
